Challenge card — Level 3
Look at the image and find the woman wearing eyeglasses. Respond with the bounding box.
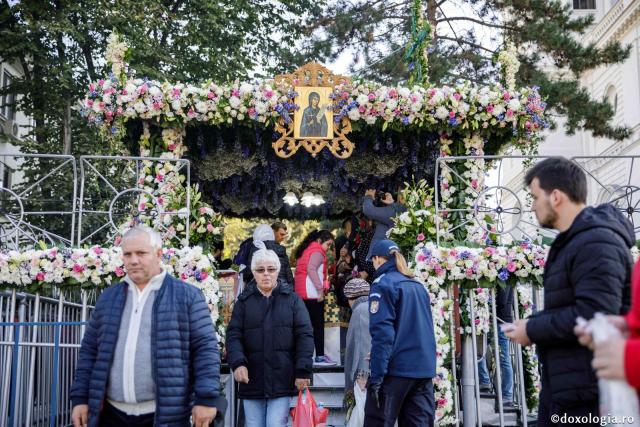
[226,249,314,427]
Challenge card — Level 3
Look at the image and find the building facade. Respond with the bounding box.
[491,0,640,241]
[0,57,32,190]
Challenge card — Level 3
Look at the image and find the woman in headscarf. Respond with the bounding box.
[300,91,328,137]
[244,224,293,286]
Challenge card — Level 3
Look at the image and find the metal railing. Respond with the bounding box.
[0,289,95,427]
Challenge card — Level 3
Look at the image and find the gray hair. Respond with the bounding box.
[251,249,281,273]
[120,225,163,250]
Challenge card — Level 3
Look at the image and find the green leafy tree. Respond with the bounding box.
[307,0,630,140]
[0,0,322,245]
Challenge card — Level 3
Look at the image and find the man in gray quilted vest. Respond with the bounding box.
[71,225,223,427]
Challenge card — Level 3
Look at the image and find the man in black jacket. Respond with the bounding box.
[505,157,634,426]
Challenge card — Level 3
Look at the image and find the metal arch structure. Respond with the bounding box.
[77,155,191,247]
[435,154,640,245]
[0,154,77,250]
[434,155,559,247]
[572,155,640,239]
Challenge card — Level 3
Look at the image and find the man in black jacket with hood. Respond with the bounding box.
[505,157,634,426]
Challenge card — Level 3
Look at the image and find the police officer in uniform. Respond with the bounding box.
[364,240,437,427]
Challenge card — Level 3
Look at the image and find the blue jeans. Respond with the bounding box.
[243,396,290,427]
[478,329,513,401]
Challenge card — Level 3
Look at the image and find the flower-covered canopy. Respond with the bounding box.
[82,60,547,218]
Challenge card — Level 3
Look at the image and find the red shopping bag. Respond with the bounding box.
[290,388,330,427]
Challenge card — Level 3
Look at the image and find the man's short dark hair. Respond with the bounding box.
[524,157,587,204]
[271,221,287,232]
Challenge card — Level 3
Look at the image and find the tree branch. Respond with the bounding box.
[437,16,514,31]
[438,36,497,54]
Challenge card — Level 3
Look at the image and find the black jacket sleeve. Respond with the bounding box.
[527,239,629,346]
[292,295,314,379]
[225,299,248,370]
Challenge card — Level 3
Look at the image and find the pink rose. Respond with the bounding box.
[139,203,146,211]
[199,207,207,215]
[207,91,215,99]
[36,272,45,281]
[156,174,164,182]
[453,93,461,101]
[389,89,398,98]
[417,233,425,242]
[73,264,84,273]
[93,247,103,255]
[200,271,208,280]
[424,199,432,207]
[231,89,240,97]
[506,108,514,117]
[487,104,494,114]
[503,91,510,101]
[167,143,176,151]
[172,88,181,98]
[98,79,105,87]
[368,93,376,101]
[449,111,455,119]
[115,267,125,277]
[471,179,478,189]
[207,224,214,232]
[507,262,517,272]
[264,90,274,98]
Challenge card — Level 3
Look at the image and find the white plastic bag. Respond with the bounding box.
[347,381,366,427]
[589,313,640,425]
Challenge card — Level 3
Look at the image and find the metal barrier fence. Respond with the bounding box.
[0,290,96,427]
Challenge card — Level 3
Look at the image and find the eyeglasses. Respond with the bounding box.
[254,267,278,274]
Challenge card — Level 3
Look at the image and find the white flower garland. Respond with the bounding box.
[497,42,521,92]
[0,245,220,325]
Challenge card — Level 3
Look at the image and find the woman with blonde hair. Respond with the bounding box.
[364,240,437,427]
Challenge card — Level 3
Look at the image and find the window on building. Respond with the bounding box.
[605,85,618,114]
[0,162,12,190]
[1,71,15,120]
[573,0,596,9]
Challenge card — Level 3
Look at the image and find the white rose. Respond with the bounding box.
[195,101,208,113]
[365,115,377,125]
[398,87,410,98]
[171,100,182,111]
[387,99,398,110]
[508,98,521,111]
[229,96,241,109]
[134,102,146,113]
[356,94,369,105]
[255,102,267,115]
[478,94,490,106]
[347,108,361,121]
[435,106,449,120]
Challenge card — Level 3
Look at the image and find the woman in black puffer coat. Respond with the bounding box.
[227,248,314,426]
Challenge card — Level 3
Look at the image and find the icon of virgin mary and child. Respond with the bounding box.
[300,91,329,138]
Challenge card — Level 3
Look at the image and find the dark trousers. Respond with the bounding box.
[100,401,154,427]
[537,384,599,427]
[363,376,435,427]
[304,299,325,356]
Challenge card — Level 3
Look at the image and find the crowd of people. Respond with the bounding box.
[70,157,640,427]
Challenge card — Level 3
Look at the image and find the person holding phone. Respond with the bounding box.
[503,158,634,426]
